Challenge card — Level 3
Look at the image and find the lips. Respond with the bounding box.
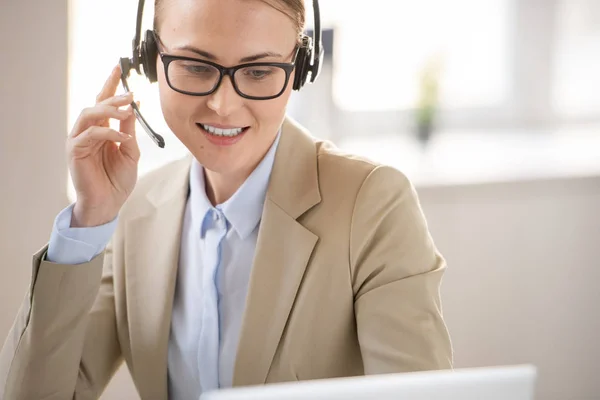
[196,123,249,146]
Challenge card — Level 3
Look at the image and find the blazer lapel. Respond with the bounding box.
[233,117,322,386]
[125,156,192,399]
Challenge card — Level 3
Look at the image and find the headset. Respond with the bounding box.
[119,0,324,148]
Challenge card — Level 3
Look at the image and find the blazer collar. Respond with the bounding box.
[267,117,322,218]
[233,117,322,386]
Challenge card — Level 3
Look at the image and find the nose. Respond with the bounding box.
[206,75,243,117]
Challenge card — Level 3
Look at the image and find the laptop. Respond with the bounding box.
[200,364,537,400]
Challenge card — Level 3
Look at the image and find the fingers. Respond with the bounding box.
[68,63,141,162]
[70,93,134,138]
[98,91,134,108]
[70,126,132,152]
[96,64,123,104]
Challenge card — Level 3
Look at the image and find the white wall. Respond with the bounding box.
[0,1,69,332]
[1,3,598,400]
[418,176,600,400]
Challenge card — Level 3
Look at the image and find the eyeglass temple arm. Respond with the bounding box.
[119,57,166,148]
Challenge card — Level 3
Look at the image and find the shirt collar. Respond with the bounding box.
[189,131,281,240]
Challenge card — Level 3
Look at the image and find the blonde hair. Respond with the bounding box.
[154,0,306,40]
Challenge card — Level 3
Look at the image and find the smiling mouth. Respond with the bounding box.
[197,123,250,137]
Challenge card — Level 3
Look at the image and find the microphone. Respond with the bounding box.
[119,57,165,148]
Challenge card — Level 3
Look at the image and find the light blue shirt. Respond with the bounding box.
[46,132,281,399]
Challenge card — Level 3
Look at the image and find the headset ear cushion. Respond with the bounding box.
[141,30,159,83]
[310,46,324,84]
[293,46,310,91]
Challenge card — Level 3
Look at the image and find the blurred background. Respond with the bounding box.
[1,0,599,399]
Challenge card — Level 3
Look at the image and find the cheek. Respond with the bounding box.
[158,83,181,124]
[269,87,294,123]
[156,71,196,132]
[156,59,178,116]
[246,100,286,133]
[255,83,294,122]
[157,90,194,145]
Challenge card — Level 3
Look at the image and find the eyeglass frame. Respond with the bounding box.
[154,32,300,101]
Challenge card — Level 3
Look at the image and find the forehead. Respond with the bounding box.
[158,0,297,61]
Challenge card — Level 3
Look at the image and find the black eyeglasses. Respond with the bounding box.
[156,35,299,101]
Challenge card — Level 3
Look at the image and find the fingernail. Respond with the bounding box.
[121,92,133,98]
[119,132,133,139]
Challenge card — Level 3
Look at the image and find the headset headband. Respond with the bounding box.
[311,0,323,82]
[131,0,146,75]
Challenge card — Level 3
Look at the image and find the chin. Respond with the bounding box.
[185,138,242,174]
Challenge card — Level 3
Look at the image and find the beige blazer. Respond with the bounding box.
[0,117,452,399]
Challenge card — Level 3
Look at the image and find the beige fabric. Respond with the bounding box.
[0,117,452,399]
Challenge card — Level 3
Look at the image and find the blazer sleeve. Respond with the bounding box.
[0,241,122,400]
[351,165,453,374]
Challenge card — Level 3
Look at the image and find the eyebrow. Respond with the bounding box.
[173,45,283,63]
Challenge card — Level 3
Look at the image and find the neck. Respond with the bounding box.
[202,130,280,206]
[203,166,250,206]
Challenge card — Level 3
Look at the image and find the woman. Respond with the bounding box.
[0,0,452,398]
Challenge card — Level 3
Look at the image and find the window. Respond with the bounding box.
[328,0,511,112]
[552,0,600,118]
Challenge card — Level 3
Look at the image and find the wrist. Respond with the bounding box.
[71,202,118,228]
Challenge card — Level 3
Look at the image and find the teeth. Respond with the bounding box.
[201,124,244,137]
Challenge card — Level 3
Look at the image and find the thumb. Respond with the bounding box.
[119,102,140,161]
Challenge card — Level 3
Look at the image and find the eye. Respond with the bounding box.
[184,64,213,74]
[244,68,273,80]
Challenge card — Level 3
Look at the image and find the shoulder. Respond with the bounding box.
[313,137,413,200]
[312,140,436,279]
[300,134,419,245]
